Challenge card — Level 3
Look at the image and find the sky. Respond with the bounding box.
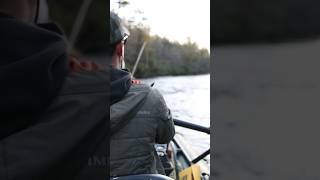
[111,0,210,51]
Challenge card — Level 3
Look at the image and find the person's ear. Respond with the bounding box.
[116,43,123,57]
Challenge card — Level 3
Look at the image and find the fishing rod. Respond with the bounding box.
[118,34,146,76]
[132,41,147,77]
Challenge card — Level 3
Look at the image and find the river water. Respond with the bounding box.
[141,74,211,163]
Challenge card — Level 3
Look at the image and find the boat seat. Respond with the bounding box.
[110,174,174,180]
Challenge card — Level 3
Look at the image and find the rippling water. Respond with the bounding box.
[141,74,210,163]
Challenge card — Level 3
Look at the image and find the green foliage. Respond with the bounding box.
[125,26,210,78]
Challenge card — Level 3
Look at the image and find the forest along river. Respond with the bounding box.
[141,74,210,165]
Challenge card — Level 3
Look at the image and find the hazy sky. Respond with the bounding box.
[111,0,210,51]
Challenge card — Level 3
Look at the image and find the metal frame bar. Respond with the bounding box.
[173,119,210,134]
[173,119,210,164]
[191,149,210,164]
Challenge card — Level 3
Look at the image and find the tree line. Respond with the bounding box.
[124,25,210,78]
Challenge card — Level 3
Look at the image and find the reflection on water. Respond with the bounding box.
[142,74,210,162]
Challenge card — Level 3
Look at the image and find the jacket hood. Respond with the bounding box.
[111,68,132,104]
[110,84,150,135]
[0,14,68,138]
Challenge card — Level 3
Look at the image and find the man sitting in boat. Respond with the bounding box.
[110,11,175,177]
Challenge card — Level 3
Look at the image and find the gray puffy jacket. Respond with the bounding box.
[110,84,175,177]
[0,70,109,180]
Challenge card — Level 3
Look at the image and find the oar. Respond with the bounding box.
[173,119,210,134]
[173,119,211,164]
[192,149,210,164]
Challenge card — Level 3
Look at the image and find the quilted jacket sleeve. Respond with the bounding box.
[153,89,175,144]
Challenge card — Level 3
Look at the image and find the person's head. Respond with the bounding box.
[0,0,39,23]
[110,11,129,69]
